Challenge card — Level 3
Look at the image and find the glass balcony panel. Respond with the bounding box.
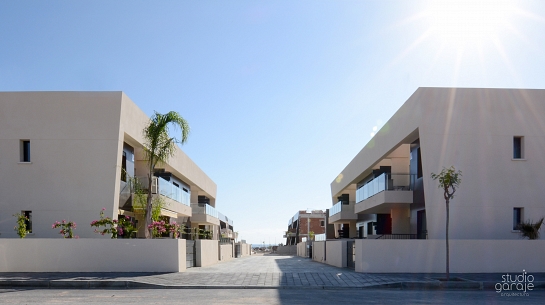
[355,174,416,204]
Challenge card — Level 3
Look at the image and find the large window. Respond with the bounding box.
[513,207,523,230]
[20,140,30,162]
[513,136,524,159]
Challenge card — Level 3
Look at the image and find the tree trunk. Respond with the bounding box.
[446,198,450,281]
[145,171,153,239]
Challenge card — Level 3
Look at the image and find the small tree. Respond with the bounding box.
[431,166,461,281]
[13,213,29,238]
[142,111,189,238]
[518,217,544,240]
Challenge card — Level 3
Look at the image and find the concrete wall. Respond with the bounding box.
[220,244,233,261]
[196,239,219,267]
[297,242,307,257]
[326,240,346,268]
[240,243,251,256]
[0,239,186,272]
[356,239,545,273]
[312,241,326,263]
[276,245,297,255]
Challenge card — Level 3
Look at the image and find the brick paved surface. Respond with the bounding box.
[0,255,543,290]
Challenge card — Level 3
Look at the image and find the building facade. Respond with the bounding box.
[0,91,233,239]
[330,87,545,241]
[285,210,326,245]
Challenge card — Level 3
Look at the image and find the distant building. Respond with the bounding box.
[284,210,326,245]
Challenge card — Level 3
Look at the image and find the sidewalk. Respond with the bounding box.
[0,256,543,290]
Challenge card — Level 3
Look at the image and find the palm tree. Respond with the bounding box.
[431,166,462,281]
[143,111,190,238]
[518,217,544,240]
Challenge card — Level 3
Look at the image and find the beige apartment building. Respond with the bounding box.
[331,87,545,241]
[0,91,234,239]
[324,88,545,272]
[321,87,545,272]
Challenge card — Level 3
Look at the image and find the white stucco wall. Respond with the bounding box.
[0,239,186,272]
[196,239,219,267]
[355,239,545,273]
[325,240,346,268]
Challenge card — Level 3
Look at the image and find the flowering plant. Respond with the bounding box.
[90,208,136,239]
[148,221,181,238]
[52,220,77,238]
[13,213,29,238]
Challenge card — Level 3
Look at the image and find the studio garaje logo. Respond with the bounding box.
[495,270,534,297]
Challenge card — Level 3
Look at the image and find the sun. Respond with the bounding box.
[424,0,516,47]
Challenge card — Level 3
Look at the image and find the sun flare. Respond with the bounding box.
[425,0,516,47]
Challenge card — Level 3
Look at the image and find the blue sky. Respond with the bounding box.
[2,1,545,244]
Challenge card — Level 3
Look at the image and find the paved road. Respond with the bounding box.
[0,255,543,290]
[0,289,544,304]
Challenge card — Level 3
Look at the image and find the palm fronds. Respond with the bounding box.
[517,217,544,240]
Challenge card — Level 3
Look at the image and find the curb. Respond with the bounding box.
[1,280,544,290]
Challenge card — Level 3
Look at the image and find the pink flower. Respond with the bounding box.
[102,207,106,211]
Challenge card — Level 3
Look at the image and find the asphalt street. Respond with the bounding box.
[0,288,544,305]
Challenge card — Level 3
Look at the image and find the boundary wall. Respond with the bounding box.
[0,239,186,272]
[196,239,219,267]
[356,239,545,273]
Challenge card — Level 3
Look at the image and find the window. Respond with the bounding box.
[513,208,523,230]
[121,151,127,182]
[20,140,30,162]
[513,136,524,159]
[320,220,325,227]
[23,211,32,233]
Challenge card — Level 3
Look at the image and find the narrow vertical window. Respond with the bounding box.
[513,136,524,159]
[20,140,31,162]
[121,151,127,182]
[23,211,32,233]
[513,207,522,230]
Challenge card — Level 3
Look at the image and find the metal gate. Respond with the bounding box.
[235,244,241,258]
[346,241,355,269]
[186,240,196,268]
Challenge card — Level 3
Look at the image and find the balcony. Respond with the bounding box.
[355,173,414,214]
[328,201,357,223]
[157,177,190,206]
[283,228,296,238]
[217,211,234,227]
[191,204,221,226]
[131,176,192,217]
[220,228,237,240]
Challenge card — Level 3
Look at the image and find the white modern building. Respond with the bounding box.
[322,87,545,272]
[0,91,233,239]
